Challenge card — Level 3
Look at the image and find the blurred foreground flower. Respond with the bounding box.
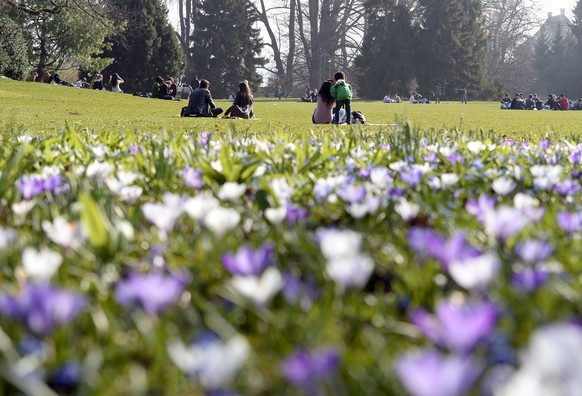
[115,271,190,315]
[282,347,340,388]
[22,246,62,281]
[494,323,582,396]
[0,283,86,336]
[222,243,274,276]
[317,228,374,289]
[395,348,482,396]
[42,216,87,249]
[410,298,498,353]
[167,333,249,392]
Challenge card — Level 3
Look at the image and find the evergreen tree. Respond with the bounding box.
[188,0,265,98]
[355,1,416,99]
[101,0,184,93]
[567,0,582,96]
[415,0,487,98]
[545,24,574,96]
[0,16,29,80]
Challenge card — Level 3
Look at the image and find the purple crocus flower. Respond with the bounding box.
[539,139,550,150]
[285,205,308,225]
[438,232,482,270]
[400,169,423,188]
[42,174,66,195]
[395,348,482,396]
[408,228,446,260]
[199,131,211,148]
[410,299,498,354]
[283,273,319,309]
[17,175,45,200]
[557,211,582,234]
[115,271,190,315]
[515,239,553,264]
[183,166,204,189]
[511,267,549,292]
[222,244,274,276]
[447,152,465,165]
[465,194,496,222]
[424,152,438,163]
[337,184,366,203]
[555,179,580,196]
[483,206,529,240]
[0,283,86,336]
[129,145,141,155]
[282,348,340,387]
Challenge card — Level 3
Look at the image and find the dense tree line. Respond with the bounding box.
[5,0,582,100]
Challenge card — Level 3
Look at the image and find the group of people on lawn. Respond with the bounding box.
[183,71,354,124]
[501,92,582,110]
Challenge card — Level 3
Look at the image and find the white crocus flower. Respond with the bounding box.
[370,167,392,189]
[230,267,284,305]
[318,229,363,260]
[492,176,516,196]
[118,186,143,203]
[11,201,35,222]
[449,252,500,290]
[167,335,249,390]
[86,161,115,180]
[495,323,582,396]
[467,141,485,154]
[395,199,420,221]
[389,160,408,172]
[441,173,460,188]
[270,178,294,205]
[142,201,183,235]
[22,246,62,280]
[42,216,86,249]
[0,227,16,251]
[204,207,240,238]
[346,202,369,219]
[218,182,247,202]
[325,253,374,289]
[264,207,287,225]
[513,193,539,210]
[184,191,221,221]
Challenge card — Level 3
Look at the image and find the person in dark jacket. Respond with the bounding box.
[185,79,223,117]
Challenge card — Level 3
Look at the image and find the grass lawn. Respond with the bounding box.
[1,78,581,139]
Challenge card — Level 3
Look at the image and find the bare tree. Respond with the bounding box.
[482,0,541,90]
[253,0,297,93]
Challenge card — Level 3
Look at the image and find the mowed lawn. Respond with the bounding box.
[1,78,581,139]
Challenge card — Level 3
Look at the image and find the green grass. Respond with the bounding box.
[1,78,581,139]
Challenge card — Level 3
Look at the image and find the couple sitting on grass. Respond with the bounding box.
[182,79,254,119]
[312,71,353,124]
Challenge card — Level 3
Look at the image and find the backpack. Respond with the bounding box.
[351,111,366,124]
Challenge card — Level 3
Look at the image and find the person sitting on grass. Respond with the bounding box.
[558,94,571,111]
[312,80,335,124]
[574,98,582,110]
[544,94,561,110]
[152,76,163,98]
[184,79,223,117]
[501,93,511,109]
[224,81,254,119]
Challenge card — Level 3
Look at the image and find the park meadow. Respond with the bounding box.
[1,78,582,395]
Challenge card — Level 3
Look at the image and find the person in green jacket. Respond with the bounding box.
[330,71,353,124]
[151,76,163,98]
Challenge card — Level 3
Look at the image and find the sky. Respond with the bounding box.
[539,0,577,19]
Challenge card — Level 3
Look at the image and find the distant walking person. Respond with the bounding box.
[459,88,467,104]
[185,79,223,117]
[330,71,353,124]
[433,82,442,103]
